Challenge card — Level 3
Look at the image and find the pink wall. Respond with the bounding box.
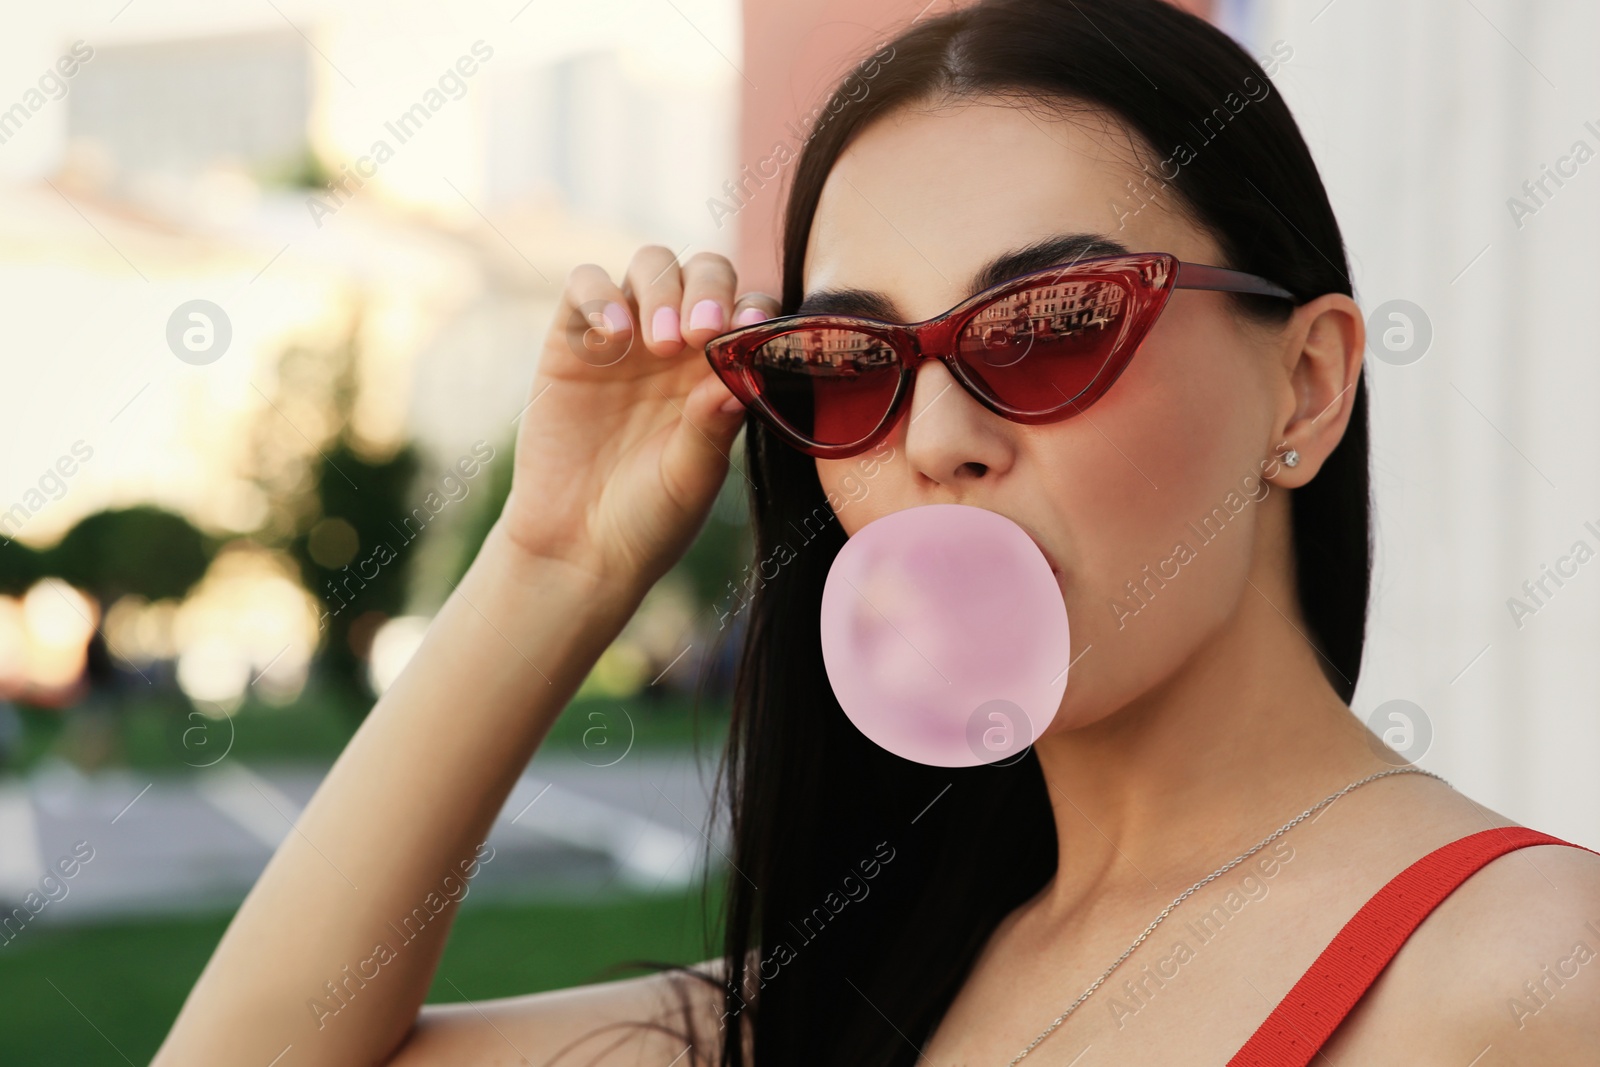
[733,0,1214,299]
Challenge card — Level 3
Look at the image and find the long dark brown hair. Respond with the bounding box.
[666,1,1365,1063]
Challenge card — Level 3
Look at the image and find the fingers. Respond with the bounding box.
[552,247,776,514]
[563,249,778,420]
[621,246,686,357]
[678,251,738,350]
[732,290,782,328]
[557,262,635,369]
[625,249,769,358]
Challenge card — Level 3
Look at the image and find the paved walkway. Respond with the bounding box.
[0,747,723,924]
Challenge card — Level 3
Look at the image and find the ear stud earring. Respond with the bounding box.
[1282,449,1300,468]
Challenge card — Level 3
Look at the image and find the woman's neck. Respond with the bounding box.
[1030,555,1389,918]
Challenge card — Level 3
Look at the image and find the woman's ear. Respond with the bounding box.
[1264,293,1365,487]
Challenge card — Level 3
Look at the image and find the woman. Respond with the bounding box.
[155,1,1600,1064]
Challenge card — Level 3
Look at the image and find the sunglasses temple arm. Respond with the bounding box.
[1174,261,1296,302]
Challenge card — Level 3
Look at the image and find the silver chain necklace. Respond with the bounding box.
[1001,765,1449,1066]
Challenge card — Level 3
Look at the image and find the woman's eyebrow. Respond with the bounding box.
[795,233,1132,320]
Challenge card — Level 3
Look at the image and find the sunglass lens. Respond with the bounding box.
[748,329,901,448]
[956,278,1130,411]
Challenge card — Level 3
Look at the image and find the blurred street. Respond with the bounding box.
[1,747,722,925]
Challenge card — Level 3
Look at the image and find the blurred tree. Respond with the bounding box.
[444,432,515,588]
[438,437,753,712]
[442,438,754,611]
[236,307,422,715]
[286,441,420,713]
[45,507,210,601]
[259,146,334,190]
[680,472,755,608]
[24,508,208,764]
[0,538,46,596]
[244,318,364,549]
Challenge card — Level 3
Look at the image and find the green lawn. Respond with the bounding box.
[2,884,724,1066]
[3,687,731,1064]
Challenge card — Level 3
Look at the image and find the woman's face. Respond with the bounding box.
[807,95,1296,733]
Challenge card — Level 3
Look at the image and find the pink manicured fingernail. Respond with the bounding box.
[651,305,681,344]
[734,306,766,327]
[689,299,724,333]
[603,301,630,334]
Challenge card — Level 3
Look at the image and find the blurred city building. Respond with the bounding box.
[0,1,738,715]
[0,0,1597,886]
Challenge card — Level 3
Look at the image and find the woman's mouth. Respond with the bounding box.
[1007,518,1063,578]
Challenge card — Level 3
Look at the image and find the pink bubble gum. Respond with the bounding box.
[819,503,1071,767]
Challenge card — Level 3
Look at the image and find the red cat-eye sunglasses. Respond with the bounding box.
[704,251,1296,459]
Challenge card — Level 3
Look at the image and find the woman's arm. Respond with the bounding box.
[153,247,776,1067]
[155,526,642,1065]
[389,959,736,1067]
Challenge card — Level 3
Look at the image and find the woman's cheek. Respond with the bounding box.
[1043,347,1262,726]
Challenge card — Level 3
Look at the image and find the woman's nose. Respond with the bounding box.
[900,358,1014,486]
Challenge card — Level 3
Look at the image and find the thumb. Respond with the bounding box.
[659,368,749,508]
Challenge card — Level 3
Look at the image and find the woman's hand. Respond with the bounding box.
[152,248,777,1067]
[499,246,777,593]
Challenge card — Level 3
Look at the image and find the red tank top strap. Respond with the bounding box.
[1227,826,1596,1067]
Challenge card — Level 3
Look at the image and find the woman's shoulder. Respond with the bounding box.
[1332,812,1600,1064]
[387,958,733,1066]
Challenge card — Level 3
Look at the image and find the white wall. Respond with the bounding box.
[1252,0,1600,846]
